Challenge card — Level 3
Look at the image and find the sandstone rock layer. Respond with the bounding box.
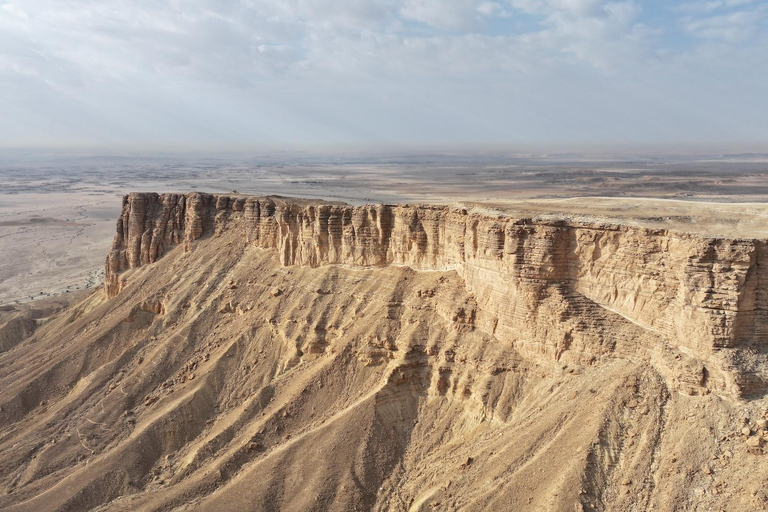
[106,192,768,398]
[2,193,768,512]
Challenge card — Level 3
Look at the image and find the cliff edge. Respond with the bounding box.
[3,191,768,511]
[104,192,767,398]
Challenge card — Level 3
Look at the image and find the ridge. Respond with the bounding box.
[105,192,768,397]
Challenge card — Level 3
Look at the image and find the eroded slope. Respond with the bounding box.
[0,193,766,511]
[107,193,768,397]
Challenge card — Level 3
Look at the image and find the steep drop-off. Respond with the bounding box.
[106,193,768,398]
[0,192,766,512]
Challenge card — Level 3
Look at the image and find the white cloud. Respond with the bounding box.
[676,0,757,13]
[400,0,487,31]
[1,3,27,18]
[510,0,604,16]
[506,0,652,69]
[476,2,503,16]
[0,0,765,148]
[681,3,767,42]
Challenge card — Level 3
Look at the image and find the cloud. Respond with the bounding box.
[399,0,496,31]
[675,0,756,14]
[0,0,765,148]
[476,2,504,16]
[680,3,767,42]
[1,3,27,17]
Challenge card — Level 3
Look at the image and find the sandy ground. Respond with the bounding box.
[0,192,115,305]
[1,152,766,305]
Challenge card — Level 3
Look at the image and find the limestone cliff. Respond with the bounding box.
[105,192,768,397]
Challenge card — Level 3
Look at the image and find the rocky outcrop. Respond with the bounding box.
[105,192,768,397]
[0,316,36,354]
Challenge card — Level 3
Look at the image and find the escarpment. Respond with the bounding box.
[6,191,768,512]
[105,192,768,398]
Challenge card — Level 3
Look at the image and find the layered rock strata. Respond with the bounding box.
[105,192,768,397]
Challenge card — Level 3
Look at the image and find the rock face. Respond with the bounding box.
[6,192,768,512]
[106,192,768,397]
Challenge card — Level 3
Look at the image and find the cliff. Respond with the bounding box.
[105,192,768,398]
[5,191,768,511]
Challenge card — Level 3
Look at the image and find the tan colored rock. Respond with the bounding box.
[6,191,768,512]
[104,192,768,398]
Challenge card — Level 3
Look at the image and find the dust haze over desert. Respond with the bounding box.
[2,1,768,512]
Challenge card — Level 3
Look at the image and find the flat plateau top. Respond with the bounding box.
[152,191,768,239]
[265,194,768,239]
[457,197,768,239]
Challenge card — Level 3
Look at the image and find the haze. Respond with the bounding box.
[1,0,767,150]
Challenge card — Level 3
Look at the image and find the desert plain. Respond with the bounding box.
[2,151,768,306]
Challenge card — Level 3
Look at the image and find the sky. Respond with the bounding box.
[0,0,766,150]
